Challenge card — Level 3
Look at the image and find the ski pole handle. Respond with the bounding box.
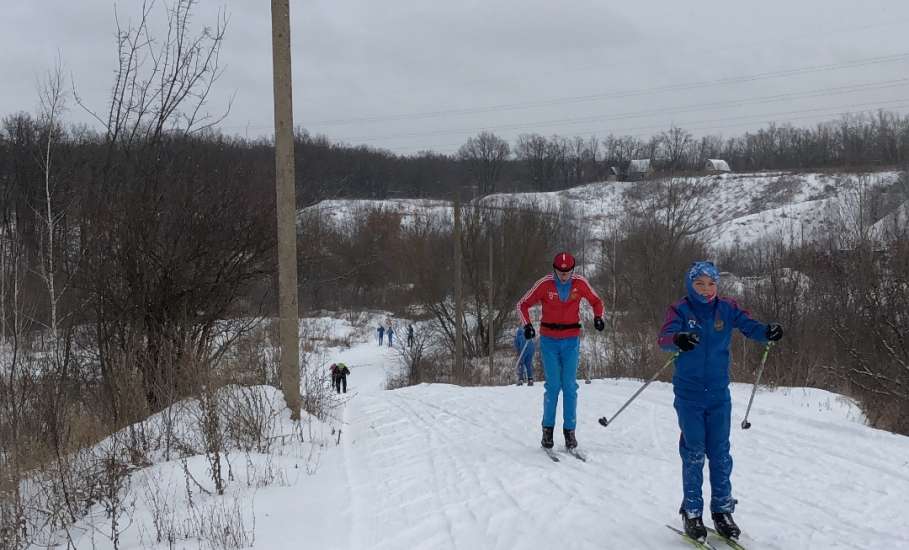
[598,353,678,429]
[741,342,773,430]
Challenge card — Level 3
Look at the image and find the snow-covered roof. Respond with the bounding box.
[705,159,731,172]
[627,159,652,174]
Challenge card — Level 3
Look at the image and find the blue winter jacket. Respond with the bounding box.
[513,327,535,362]
[658,287,768,399]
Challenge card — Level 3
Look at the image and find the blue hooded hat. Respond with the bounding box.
[686,260,720,304]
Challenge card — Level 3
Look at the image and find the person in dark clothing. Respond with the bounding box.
[330,363,351,393]
[385,318,395,347]
[407,324,415,348]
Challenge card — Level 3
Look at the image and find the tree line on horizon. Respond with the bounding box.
[4,109,909,207]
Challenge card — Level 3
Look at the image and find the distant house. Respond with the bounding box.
[626,159,653,181]
[705,159,731,173]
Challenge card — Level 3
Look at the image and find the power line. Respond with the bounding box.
[214,16,909,156]
[336,77,909,145]
[332,14,909,128]
[453,16,909,89]
[303,53,909,127]
[220,51,909,131]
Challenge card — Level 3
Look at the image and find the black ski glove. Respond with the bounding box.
[765,323,783,341]
[524,323,536,340]
[673,332,700,352]
[593,317,605,331]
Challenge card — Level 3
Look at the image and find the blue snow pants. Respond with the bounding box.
[518,354,533,381]
[674,389,735,516]
[540,336,580,430]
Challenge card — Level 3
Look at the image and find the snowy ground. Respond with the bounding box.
[57,320,909,550]
[296,332,909,550]
[300,171,904,253]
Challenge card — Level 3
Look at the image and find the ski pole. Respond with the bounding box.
[741,342,773,430]
[512,338,531,382]
[598,353,678,428]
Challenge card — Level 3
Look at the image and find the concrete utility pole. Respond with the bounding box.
[271,0,301,420]
[454,194,464,382]
[488,232,494,373]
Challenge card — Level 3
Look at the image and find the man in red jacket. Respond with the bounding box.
[517,251,605,450]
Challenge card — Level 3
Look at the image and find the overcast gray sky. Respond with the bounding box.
[4,0,909,155]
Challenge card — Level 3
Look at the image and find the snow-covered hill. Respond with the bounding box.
[302,170,904,251]
[58,318,909,550]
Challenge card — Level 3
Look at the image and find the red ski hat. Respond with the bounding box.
[552,251,576,272]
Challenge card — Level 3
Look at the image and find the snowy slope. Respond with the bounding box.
[300,171,904,251]
[55,321,909,550]
[306,346,909,550]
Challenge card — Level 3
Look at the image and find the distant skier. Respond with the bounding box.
[658,261,783,543]
[330,363,351,394]
[407,324,414,348]
[517,251,605,451]
[385,318,395,347]
[513,325,535,386]
[377,324,385,345]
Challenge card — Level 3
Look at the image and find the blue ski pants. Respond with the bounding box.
[517,354,533,381]
[674,391,735,515]
[540,336,580,430]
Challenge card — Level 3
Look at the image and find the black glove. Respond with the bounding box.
[524,323,536,340]
[593,317,605,331]
[673,332,700,352]
[765,323,783,341]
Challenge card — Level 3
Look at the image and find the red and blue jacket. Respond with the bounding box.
[658,294,768,398]
[517,273,604,339]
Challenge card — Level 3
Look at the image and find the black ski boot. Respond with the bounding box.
[541,426,554,449]
[563,428,578,449]
[527,378,534,386]
[711,512,741,540]
[517,379,524,386]
[680,509,707,542]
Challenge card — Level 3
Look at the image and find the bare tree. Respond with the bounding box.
[70,0,274,413]
[458,131,510,196]
[826,175,889,250]
[515,133,555,191]
[611,178,714,347]
[410,200,563,370]
[660,125,693,172]
[75,0,231,148]
[393,322,432,387]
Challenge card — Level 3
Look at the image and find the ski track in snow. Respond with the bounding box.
[302,337,909,550]
[58,329,909,550]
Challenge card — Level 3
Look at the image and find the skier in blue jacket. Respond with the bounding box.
[658,261,783,543]
[513,326,535,385]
